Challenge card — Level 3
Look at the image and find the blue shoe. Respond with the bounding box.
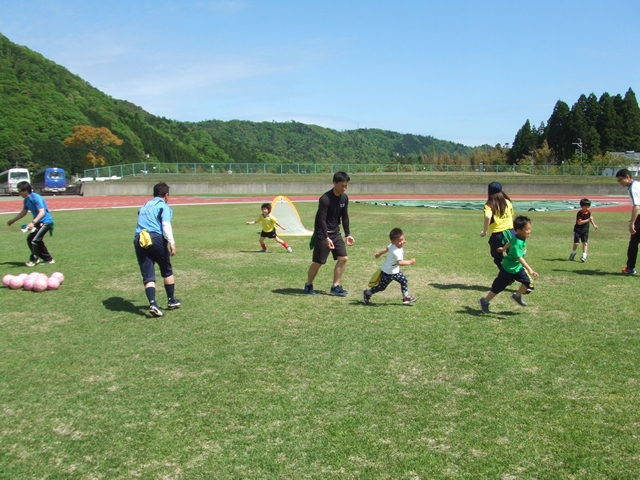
[622,267,637,275]
[330,285,348,296]
[304,283,316,295]
[478,298,490,313]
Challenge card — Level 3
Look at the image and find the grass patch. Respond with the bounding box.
[1,202,639,478]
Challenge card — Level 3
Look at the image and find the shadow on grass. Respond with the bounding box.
[103,297,148,316]
[0,261,30,268]
[459,306,521,318]
[272,287,323,296]
[431,283,488,292]
[355,301,411,307]
[239,250,273,254]
[552,268,620,276]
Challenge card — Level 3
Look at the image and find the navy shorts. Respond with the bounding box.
[573,231,589,243]
[312,231,347,264]
[490,268,532,295]
[134,232,173,284]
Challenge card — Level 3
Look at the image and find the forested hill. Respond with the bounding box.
[0,33,472,174]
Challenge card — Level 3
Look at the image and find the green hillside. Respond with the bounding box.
[0,33,472,174]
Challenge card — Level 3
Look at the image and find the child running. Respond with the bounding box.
[363,227,417,305]
[479,215,539,313]
[569,198,598,262]
[246,203,292,253]
[480,181,514,271]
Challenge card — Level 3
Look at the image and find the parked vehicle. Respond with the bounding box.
[32,167,67,194]
[0,168,30,195]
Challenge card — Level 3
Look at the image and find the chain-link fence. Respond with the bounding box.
[84,162,629,178]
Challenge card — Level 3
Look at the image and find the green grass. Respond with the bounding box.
[1,202,639,478]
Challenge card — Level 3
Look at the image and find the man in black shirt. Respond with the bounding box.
[304,172,355,296]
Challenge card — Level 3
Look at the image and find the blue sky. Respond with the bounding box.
[1,0,638,146]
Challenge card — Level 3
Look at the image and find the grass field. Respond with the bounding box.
[1,201,639,479]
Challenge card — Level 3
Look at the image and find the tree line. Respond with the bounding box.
[509,89,640,166]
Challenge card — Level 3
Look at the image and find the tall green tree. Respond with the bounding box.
[509,120,538,163]
[620,88,640,150]
[546,101,571,162]
[597,93,624,152]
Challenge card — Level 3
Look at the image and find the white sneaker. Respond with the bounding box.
[287,247,293,253]
[569,252,576,261]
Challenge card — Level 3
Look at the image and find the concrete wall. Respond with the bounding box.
[81,180,624,197]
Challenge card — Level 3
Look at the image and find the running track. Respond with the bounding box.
[0,194,631,214]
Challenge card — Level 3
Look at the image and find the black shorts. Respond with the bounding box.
[490,268,532,295]
[261,230,277,239]
[573,231,589,243]
[312,231,347,264]
[134,232,173,284]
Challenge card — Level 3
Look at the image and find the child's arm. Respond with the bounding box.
[590,217,598,229]
[398,258,416,266]
[276,221,287,230]
[374,247,389,258]
[246,220,256,225]
[497,241,511,253]
[518,257,539,277]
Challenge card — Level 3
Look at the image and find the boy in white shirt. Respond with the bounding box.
[363,228,417,305]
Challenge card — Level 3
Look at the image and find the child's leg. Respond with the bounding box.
[483,271,511,303]
[516,283,528,296]
[369,272,392,295]
[259,236,267,250]
[391,272,410,297]
[274,235,290,250]
[582,241,588,257]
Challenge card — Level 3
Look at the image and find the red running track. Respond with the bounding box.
[0,194,631,214]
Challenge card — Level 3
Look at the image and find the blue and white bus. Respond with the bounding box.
[0,168,30,195]
[32,167,67,194]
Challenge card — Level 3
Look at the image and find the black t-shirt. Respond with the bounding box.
[314,189,350,240]
[574,210,591,234]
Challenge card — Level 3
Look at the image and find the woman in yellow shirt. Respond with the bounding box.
[480,182,514,271]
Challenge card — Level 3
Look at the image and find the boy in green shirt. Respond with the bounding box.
[479,215,539,313]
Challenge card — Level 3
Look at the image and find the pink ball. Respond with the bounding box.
[23,276,35,291]
[33,277,48,292]
[10,276,24,289]
[18,273,28,280]
[51,272,64,284]
[28,271,39,278]
[2,274,13,287]
[47,277,60,290]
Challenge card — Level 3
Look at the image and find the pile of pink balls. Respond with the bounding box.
[2,272,64,292]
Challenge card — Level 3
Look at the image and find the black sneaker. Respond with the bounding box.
[167,298,182,310]
[149,304,164,317]
[330,285,348,296]
[304,282,316,295]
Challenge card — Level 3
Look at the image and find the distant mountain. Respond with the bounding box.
[0,33,472,174]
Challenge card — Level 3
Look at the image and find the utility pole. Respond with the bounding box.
[572,138,583,163]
